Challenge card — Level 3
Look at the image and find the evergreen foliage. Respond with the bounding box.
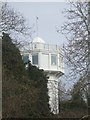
[2,32,51,118]
[26,62,51,117]
[2,32,26,80]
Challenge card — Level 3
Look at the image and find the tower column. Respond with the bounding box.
[47,75,59,114]
[48,53,51,69]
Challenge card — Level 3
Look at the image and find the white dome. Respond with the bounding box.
[32,37,45,44]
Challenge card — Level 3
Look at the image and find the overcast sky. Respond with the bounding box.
[8,2,69,46]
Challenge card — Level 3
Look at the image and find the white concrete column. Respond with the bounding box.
[38,52,42,68]
[48,53,51,69]
[57,53,60,70]
[29,53,32,63]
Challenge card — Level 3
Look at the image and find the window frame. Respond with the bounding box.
[51,54,57,66]
[32,54,38,65]
[22,54,29,63]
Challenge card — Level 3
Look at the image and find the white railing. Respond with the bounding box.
[21,42,62,52]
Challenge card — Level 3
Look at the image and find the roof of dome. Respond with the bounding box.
[32,37,45,44]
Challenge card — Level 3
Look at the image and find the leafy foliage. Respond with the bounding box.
[2,33,51,118]
[26,62,51,117]
[2,32,26,80]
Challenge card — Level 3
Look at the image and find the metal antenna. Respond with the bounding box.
[36,16,38,37]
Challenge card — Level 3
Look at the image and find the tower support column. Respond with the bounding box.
[47,75,59,114]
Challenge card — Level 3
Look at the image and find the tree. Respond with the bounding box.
[59,2,90,118]
[2,32,26,78]
[71,80,87,108]
[1,2,34,44]
[26,62,51,117]
[2,32,51,118]
[2,32,29,117]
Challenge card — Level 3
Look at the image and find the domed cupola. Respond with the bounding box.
[32,37,45,44]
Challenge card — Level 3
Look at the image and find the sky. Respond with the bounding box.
[7,2,74,90]
[8,2,69,46]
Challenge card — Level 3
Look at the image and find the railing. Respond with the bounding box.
[21,42,62,53]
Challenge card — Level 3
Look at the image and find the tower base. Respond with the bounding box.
[47,75,59,114]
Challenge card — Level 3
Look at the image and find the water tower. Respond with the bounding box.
[20,37,64,114]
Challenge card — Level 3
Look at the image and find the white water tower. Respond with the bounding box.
[20,37,64,114]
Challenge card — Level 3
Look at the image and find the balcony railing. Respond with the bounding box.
[20,42,62,53]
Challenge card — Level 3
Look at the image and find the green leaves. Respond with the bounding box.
[2,33,51,118]
[26,62,51,117]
